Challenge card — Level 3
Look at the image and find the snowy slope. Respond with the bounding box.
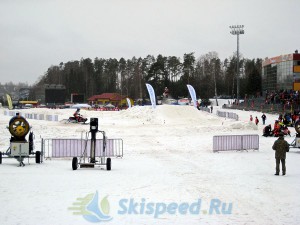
[0,104,299,225]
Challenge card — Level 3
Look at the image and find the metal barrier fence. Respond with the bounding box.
[222,102,300,115]
[4,110,58,121]
[213,134,259,152]
[42,138,123,159]
[216,110,239,121]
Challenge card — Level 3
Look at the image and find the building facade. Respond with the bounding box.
[262,51,300,91]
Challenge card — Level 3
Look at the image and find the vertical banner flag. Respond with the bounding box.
[126,98,132,108]
[145,83,156,109]
[6,94,13,110]
[187,84,197,108]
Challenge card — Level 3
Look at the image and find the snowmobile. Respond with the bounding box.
[68,114,88,124]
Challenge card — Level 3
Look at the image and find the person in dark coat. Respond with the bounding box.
[272,133,289,175]
[263,124,272,137]
[261,113,266,125]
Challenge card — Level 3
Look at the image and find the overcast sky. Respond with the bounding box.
[0,0,299,85]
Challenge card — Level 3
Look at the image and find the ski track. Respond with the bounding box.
[0,103,299,225]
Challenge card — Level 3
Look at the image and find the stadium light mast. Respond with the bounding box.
[230,25,244,100]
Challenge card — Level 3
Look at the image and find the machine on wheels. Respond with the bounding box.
[0,113,42,167]
[290,120,300,148]
[71,118,111,170]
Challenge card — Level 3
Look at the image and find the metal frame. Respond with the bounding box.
[213,134,259,152]
[42,138,123,159]
[1,144,44,167]
[77,130,108,167]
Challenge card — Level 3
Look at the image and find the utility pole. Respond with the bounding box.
[230,25,245,100]
[213,60,218,106]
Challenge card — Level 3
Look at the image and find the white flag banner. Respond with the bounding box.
[145,83,156,109]
[126,98,132,108]
[187,84,197,108]
[6,94,13,110]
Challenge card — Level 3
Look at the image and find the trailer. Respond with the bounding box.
[71,118,111,170]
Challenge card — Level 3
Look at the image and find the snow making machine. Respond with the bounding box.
[71,118,112,170]
[290,120,300,148]
[0,113,42,167]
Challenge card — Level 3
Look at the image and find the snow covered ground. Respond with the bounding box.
[0,100,299,225]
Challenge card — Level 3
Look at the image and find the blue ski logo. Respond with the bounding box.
[69,191,112,223]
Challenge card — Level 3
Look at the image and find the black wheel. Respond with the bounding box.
[106,158,111,171]
[72,157,78,170]
[0,152,2,164]
[29,132,34,154]
[35,151,41,164]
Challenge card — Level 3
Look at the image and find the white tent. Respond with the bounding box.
[104,103,115,108]
[70,103,92,109]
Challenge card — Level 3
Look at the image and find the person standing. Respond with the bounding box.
[163,87,169,98]
[250,115,253,122]
[255,116,259,125]
[261,113,267,125]
[272,133,289,175]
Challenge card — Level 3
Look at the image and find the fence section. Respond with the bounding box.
[222,101,298,115]
[216,110,239,121]
[213,134,259,152]
[4,110,58,121]
[43,138,123,158]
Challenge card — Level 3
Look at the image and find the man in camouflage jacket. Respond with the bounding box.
[272,133,289,175]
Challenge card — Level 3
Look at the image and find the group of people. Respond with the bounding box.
[250,114,265,126]
[265,89,299,106]
[263,122,291,137]
[262,114,291,137]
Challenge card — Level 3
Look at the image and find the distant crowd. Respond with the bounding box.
[264,89,300,106]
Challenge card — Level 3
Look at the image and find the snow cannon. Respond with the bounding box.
[71,117,112,171]
[8,113,30,141]
[0,113,42,166]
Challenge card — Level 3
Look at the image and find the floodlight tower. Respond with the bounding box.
[230,25,244,99]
